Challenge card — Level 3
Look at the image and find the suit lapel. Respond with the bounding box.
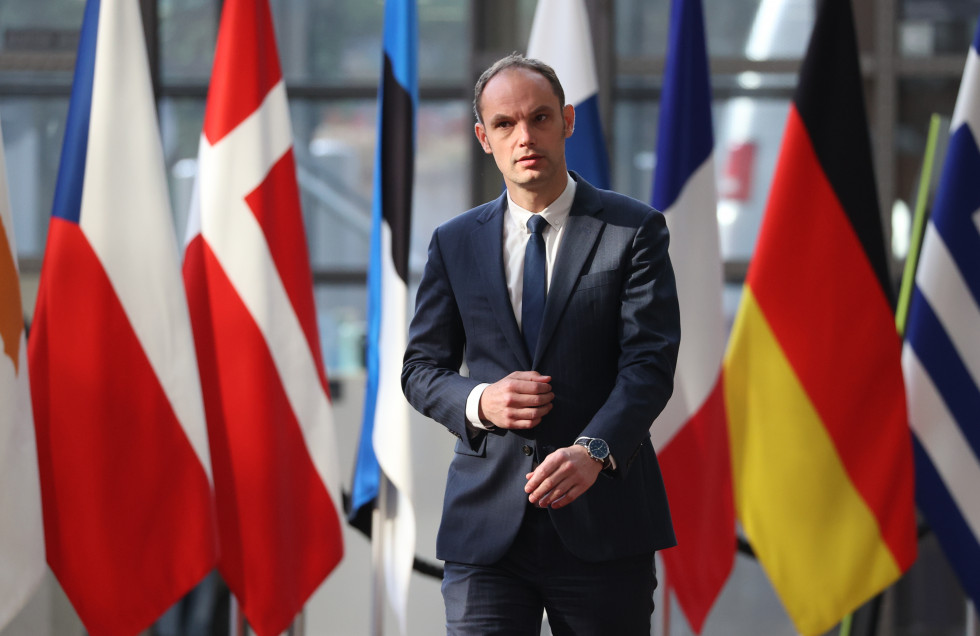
[535,178,604,364]
[471,194,532,368]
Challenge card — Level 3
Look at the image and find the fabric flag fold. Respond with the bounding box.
[348,0,418,632]
[650,0,734,631]
[181,0,344,633]
[527,0,610,189]
[902,20,980,610]
[27,1,219,634]
[0,118,45,632]
[722,0,918,634]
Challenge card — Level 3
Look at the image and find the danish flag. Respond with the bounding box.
[182,0,344,634]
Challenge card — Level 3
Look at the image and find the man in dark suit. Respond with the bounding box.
[402,53,680,635]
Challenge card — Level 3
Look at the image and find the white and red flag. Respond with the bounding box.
[0,117,45,632]
[182,0,344,634]
[28,0,218,634]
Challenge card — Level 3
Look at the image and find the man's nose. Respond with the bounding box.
[517,120,534,145]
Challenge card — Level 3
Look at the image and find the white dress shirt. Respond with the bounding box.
[465,174,576,429]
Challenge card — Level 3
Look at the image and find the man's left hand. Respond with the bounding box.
[524,445,602,509]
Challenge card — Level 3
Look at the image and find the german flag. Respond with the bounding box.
[722,0,918,634]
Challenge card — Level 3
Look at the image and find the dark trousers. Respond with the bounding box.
[442,505,657,636]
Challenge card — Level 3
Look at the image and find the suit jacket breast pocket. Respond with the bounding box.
[575,269,619,292]
[567,269,621,351]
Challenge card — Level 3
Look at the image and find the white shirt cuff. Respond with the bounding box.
[465,383,493,430]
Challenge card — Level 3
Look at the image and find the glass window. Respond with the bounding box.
[160,98,207,241]
[0,98,70,260]
[899,0,980,57]
[271,0,381,86]
[159,0,219,83]
[614,0,815,60]
[614,0,669,60]
[411,100,470,272]
[296,99,376,270]
[269,0,468,87]
[611,99,658,204]
[895,77,959,207]
[417,0,470,85]
[315,284,367,380]
[0,0,83,87]
[892,76,958,263]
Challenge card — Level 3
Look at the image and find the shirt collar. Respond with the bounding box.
[506,172,576,233]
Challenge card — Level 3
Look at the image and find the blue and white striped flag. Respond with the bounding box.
[349,0,418,632]
[527,0,610,189]
[902,21,980,609]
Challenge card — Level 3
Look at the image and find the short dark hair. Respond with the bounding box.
[473,53,565,124]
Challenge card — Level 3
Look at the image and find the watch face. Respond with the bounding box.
[588,438,609,460]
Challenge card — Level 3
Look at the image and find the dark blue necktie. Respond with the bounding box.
[522,214,548,359]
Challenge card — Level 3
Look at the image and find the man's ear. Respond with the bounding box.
[474,122,493,154]
[563,104,575,139]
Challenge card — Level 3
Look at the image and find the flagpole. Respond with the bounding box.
[229,595,246,636]
[288,609,305,636]
[896,113,942,336]
[370,474,389,636]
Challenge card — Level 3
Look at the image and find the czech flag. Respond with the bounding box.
[29,1,218,634]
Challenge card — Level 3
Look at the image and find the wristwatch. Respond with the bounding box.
[574,436,610,468]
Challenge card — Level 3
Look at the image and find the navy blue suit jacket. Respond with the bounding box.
[402,174,680,565]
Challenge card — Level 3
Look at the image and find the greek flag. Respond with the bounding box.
[902,21,980,610]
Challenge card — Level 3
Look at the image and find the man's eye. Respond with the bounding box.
[496,121,511,129]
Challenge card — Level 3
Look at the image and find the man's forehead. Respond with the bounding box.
[482,69,561,115]
[485,67,553,95]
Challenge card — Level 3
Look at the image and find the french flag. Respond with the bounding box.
[527,0,611,189]
[182,0,344,633]
[651,0,734,631]
[28,1,218,634]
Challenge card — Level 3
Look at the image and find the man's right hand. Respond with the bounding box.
[478,371,554,430]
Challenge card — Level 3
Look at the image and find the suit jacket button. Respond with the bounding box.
[522,445,533,456]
